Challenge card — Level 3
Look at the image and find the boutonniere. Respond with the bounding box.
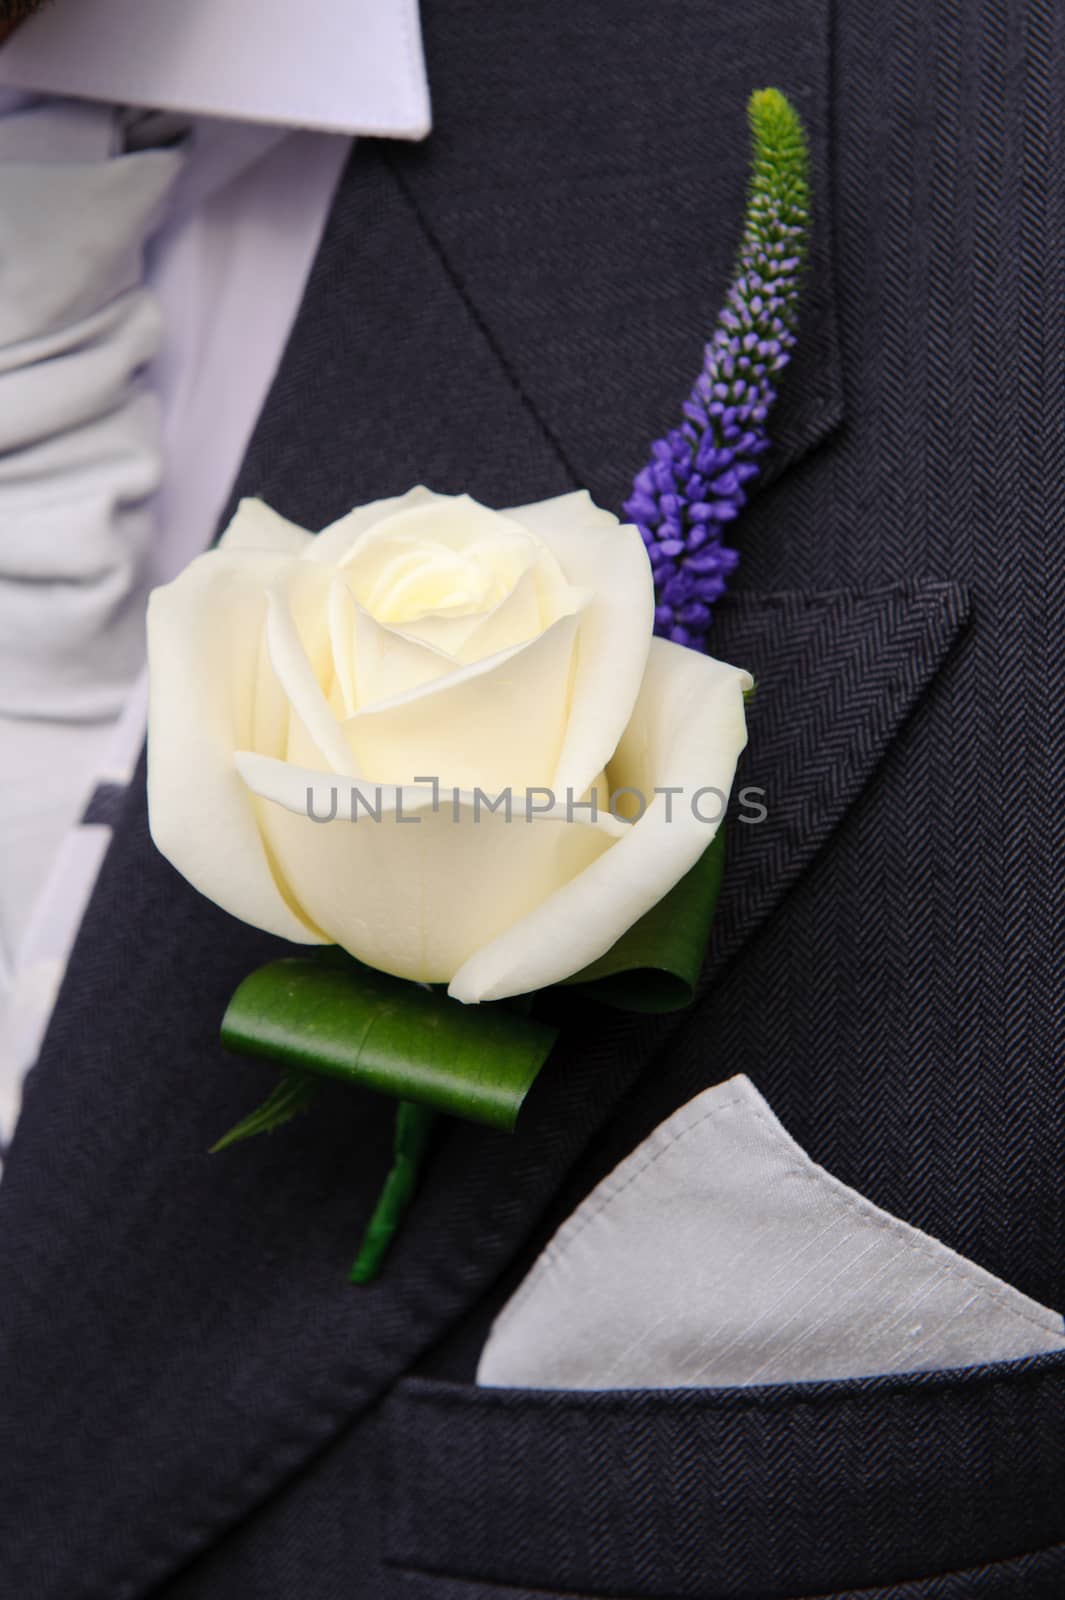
[146,89,809,1282]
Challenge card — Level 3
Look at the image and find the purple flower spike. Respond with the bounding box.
[622,89,810,652]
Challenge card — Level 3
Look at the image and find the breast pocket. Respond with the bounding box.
[380,1355,1065,1599]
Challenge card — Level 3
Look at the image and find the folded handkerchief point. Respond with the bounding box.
[478,1075,1065,1390]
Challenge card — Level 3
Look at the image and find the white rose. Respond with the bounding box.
[147,488,751,1003]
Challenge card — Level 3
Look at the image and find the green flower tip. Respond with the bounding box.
[748,87,803,139]
[745,87,811,245]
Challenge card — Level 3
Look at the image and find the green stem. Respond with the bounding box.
[349,1101,437,1284]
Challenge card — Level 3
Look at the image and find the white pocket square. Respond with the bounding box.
[478,1074,1065,1389]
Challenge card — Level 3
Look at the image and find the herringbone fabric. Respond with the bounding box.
[373,1554,1065,1600]
[701,581,970,985]
[383,1363,1065,1596]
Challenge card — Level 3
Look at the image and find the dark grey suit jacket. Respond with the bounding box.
[3,1,1064,1595]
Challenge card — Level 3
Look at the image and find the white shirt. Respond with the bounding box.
[0,0,431,1151]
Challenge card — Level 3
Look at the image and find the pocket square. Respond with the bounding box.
[478,1075,1065,1389]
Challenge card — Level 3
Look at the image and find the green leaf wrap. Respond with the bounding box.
[221,958,558,1131]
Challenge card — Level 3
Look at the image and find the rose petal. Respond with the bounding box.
[265,566,359,775]
[340,496,541,639]
[351,600,456,708]
[305,485,439,567]
[328,577,359,717]
[505,491,655,798]
[250,613,290,759]
[235,753,616,984]
[343,611,581,789]
[448,640,752,1002]
[147,549,325,944]
[325,580,456,718]
[456,558,582,662]
[219,497,314,557]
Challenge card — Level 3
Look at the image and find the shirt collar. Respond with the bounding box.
[0,0,430,138]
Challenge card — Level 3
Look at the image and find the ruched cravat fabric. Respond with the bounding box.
[0,98,181,722]
[0,97,181,982]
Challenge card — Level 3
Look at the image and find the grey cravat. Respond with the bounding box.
[0,95,181,1056]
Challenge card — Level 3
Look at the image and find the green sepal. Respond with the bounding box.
[566,826,727,1012]
[221,957,557,1131]
[210,1067,318,1153]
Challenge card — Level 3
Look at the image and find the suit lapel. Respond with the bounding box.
[703,579,972,985]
